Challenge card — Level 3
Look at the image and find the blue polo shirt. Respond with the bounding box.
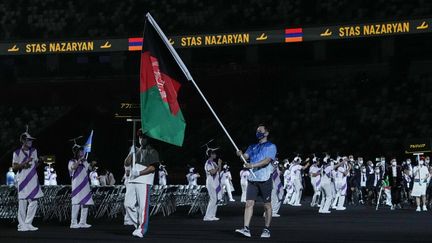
[245,141,277,182]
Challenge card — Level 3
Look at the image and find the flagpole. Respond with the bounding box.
[145,13,249,167]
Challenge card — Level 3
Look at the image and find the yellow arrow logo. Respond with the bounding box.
[100,41,112,49]
[256,33,268,41]
[7,44,19,52]
[417,21,428,30]
[320,28,332,37]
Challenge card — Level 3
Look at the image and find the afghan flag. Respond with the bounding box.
[139,14,188,146]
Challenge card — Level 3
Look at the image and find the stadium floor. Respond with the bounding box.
[2,198,432,243]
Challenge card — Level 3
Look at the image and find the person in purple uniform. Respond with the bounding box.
[12,131,43,232]
[68,144,94,229]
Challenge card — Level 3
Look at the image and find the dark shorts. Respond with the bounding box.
[246,178,273,203]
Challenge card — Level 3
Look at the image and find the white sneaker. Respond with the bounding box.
[272,214,281,217]
[211,217,220,221]
[203,217,214,221]
[229,199,236,202]
[260,228,271,238]
[26,225,38,231]
[390,205,395,210]
[70,223,80,229]
[292,203,302,207]
[17,225,29,232]
[235,227,251,238]
[336,207,346,211]
[319,210,331,214]
[79,223,92,228]
[132,229,143,238]
[423,205,428,211]
[416,206,421,212]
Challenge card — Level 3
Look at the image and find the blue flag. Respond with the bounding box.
[83,130,93,153]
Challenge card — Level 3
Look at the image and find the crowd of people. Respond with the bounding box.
[0,0,430,39]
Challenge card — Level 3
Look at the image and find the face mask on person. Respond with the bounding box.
[392,161,396,166]
[361,169,366,172]
[375,169,380,174]
[359,161,363,165]
[407,160,411,165]
[330,161,335,166]
[256,131,265,140]
[419,160,424,165]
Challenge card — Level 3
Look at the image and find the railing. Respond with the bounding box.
[0,184,222,222]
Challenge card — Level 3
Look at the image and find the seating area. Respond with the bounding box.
[0,185,221,221]
[0,106,70,154]
[0,0,430,39]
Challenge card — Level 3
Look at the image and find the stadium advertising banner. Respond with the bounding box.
[0,18,430,55]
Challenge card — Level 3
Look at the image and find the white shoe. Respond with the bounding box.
[229,199,236,202]
[416,206,421,212]
[70,223,80,229]
[132,229,144,238]
[272,214,280,217]
[26,225,38,231]
[235,227,251,238]
[17,225,29,232]
[336,207,346,211]
[292,203,302,207]
[390,205,395,210]
[203,217,214,221]
[211,217,220,221]
[79,223,92,228]
[319,210,331,214]
[423,205,428,211]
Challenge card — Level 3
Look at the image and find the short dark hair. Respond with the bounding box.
[257,123,270,132]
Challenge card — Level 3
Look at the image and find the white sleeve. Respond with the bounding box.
[12,152,18,165]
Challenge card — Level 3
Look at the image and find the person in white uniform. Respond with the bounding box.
[186,167,200,186]
[412,158,430,212]
[68,144,94,229]
[240,169,250,203]
[89,166,100,186]
[289,157,310,206]
[12,131,43,232]
[282,160,293,204]
[270,160,284,216]
[124,130,159,238]
[158,164,168,186]
[49,167,58,185]
[203,149,223,221]
[44,166,51,186]
[332,157,351,210]
[220,164,235,202]
[309,157,322,207]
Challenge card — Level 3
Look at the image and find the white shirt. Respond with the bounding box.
[414,165,429,181]
[290,164,302,180]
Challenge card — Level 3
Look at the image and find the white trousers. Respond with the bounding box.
[124,183,137,225]
[240,181,248,202]
[71,204,89,225]
[222,181,234,200]
[271,188,282,215]
[124,183,151,235]
[18,199,38,228]
[319,181,334,212]
[289,179,303,205]
[332,180,347,208]
[204,181,218,219]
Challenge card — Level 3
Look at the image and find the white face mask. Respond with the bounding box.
[407,161,411,165]
[419,161,424,165]
[359,161,363,165]
[392,162,397,166]
[330,162,335,166]
[375,170,380,174]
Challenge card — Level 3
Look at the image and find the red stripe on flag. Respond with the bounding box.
[140,52,181,115]
[129,37,143,42]
[285,28,303,34]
